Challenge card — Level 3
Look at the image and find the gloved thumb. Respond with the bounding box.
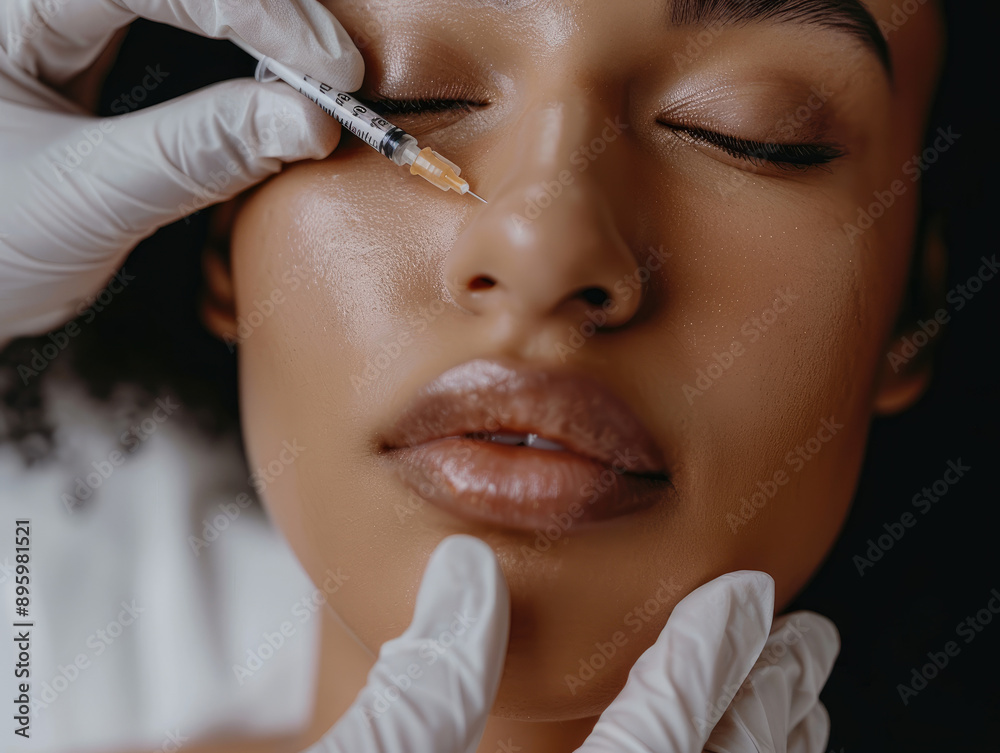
[45,77,340,247]
[575,570,775,753]
[309,535,510,753]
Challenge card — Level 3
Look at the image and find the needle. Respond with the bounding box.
[467,191,488,204]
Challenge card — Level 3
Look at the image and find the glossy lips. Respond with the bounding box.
[378,360,670,532]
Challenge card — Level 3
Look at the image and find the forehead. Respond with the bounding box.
[323,0,943,86]
[323,0,944,154]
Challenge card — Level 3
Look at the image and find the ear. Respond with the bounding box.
[199,199,241,348]
[873,216,948,415]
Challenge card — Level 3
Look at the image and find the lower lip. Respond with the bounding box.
[382,438,668,532]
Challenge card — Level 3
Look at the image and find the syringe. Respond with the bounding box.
[232,39,486,203]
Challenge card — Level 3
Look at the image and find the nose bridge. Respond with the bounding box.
[506,97,634,246]
[496,89,631,203]
[501,95,599,188]
[443,89,642,333]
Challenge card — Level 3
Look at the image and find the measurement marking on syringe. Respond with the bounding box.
[235,40,486,201]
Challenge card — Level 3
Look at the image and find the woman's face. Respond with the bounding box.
[222,0,942,719]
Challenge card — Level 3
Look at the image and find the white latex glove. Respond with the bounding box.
[572,570,834,753]
[308,534,839,753]
[703,612,840,753]
[0,0,364,340]
[308,535,510,753]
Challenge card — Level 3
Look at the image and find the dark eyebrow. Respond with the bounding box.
[669,0,892,77]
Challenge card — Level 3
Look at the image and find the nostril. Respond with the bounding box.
[578,287,610,307]
[468,275,496,291]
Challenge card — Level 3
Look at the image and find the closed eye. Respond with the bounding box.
[369,98,481,116]
[367,98,485,135]
[662,123,846,171]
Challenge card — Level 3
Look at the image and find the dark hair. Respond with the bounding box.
[0,21,249,465]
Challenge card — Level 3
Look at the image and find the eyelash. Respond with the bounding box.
[370,98,480,116]
[369,100,845,171]
[665,124,845,171]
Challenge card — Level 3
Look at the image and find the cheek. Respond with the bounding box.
[228,151,479,654]
[231,146,466,439]
[632,172,900,607]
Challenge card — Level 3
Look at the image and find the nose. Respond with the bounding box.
[444,99,642,329]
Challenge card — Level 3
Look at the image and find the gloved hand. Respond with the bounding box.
[308,534,839,753]
[0,0,364,340]
[703,612,839,753]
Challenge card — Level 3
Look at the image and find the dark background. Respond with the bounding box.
[788,3,1000,749]
[3,2,997,750]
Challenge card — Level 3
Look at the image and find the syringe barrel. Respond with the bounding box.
[249,52,471,196]
[252,55,415,162]
[384,132,420,166]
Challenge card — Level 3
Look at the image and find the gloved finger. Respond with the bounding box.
[703,612,840,753]
[2,0,364,91]
[311,535,509,753]
[765,613,838,732]
[0,78,339,330]
[786,702,830,753]
[575,571,775,753]
[53,76,336,241]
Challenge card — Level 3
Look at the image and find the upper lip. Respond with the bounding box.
[378,359,668,475]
